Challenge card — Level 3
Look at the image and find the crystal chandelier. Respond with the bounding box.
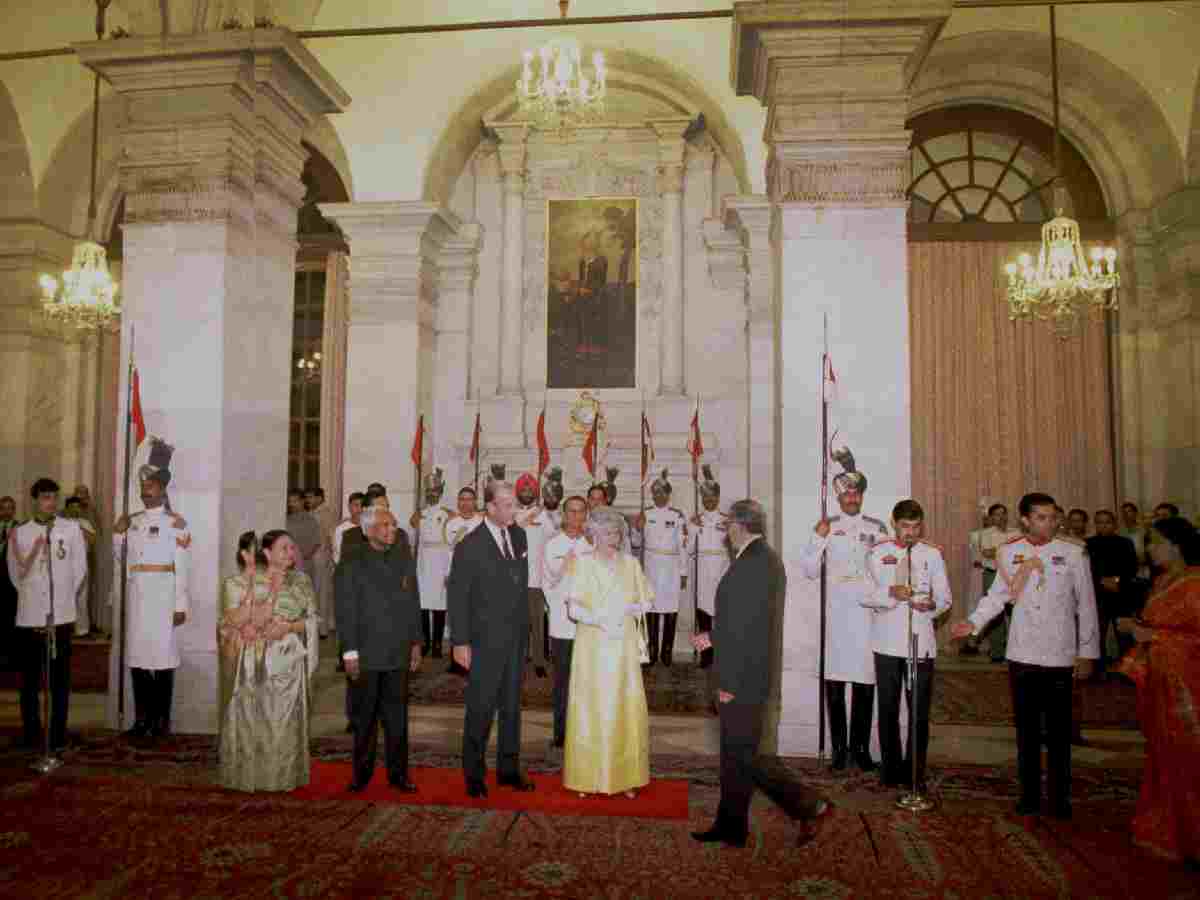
[1002,7,1118,334]
[40,0,120,333]
[515,2,606,129]
[296,351,322,382]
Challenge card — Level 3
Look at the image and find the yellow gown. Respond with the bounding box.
[563,554,653,795]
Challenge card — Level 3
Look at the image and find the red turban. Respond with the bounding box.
[515,473,539,494]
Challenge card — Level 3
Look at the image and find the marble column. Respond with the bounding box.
[319,203,466,511]
[652,120,690,396]
[78,29,350,733]
[732,0,952,756]
[493,124,529,399]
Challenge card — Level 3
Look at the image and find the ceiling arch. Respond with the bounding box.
[0,77,36,220]
[912,30,1186,217]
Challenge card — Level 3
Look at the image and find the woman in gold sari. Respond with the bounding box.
[218,530,318,792]
[563,507,652,797]
[1118,516,1200,867]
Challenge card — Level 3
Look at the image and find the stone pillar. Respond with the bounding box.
[78,29,349,733]
[494,124,529,399]
[652,120,689,395]
[319,203,466,510]
[732,0,952,756]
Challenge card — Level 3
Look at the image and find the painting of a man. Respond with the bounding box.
[547,198,637,389]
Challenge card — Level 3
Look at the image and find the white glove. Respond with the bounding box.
[624,603,644,618]
[568,601,602,628]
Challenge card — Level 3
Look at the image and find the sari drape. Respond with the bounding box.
[218,571,318,792]
[1118,568,1200,864]
[563,555,652,795]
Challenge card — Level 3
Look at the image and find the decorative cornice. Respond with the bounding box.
[767,149,908,207]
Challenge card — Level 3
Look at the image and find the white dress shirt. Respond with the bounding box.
[9,517,88,628]
[968,536,1100,667]
[864,539,953,659]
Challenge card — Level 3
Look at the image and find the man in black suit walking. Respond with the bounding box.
[692,499,829,848]
[336,507,424,792]
[447,480,534,797]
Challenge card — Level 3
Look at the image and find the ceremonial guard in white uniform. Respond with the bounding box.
[863,500,952,790]
[514,471,554,676]
[412,467,452,658]
[638,469,687,666]
[688,465,729,669]
[799,447,889,771]
[113,439,191,739]
[9,478,87,749]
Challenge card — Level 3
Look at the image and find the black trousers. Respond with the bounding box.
[696,610,714,668]
[350,660,412,786]
[20,625,72,748]
[874,653,935,786]
[715,701,823,837]
[462,633,527,783]
[823,679,874,755]
[1009,660,1074,810]
[551,637,574,745]
[130,667,176,730]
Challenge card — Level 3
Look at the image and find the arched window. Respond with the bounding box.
[907,105,1108,227]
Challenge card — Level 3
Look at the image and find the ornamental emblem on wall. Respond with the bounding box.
[568,391,607,439]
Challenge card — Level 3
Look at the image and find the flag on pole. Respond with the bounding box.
[468,411,481,463]
[823,353,838,402]
[687,397,703,475]
[582,411,599,477]
[536,409,550,478]
[131,367,147,449]
[410,415,425,468]
[640,413,655,482]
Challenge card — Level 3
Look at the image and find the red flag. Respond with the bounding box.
[582,412,599,477]
[536,410,550,478]
[640,413,655,481]
[468,412,481,463]
[687,400,703,474]
[822,353,838,402]
[131,367,146,449]
[410,415,424,469]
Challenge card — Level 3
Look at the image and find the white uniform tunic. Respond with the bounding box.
[515,504,560,591]
[864,540,953,659]
[415,507,453,611]
[114,508,191,670]
[445,514,484,566]
[798,513,890,684]
[642,505,687,613]
[8,518,88,628]
[968,536,1101,667]
[688,509,729,616]
[542,530,594,639]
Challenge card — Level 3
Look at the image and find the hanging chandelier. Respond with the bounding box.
[1002,6,1118,334]
[40,0,120,333]
[515,1,607,130]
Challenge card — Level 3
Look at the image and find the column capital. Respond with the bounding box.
[488,123,530,175]
[767,141,909,206]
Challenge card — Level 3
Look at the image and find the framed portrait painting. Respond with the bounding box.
[545,197,637,389]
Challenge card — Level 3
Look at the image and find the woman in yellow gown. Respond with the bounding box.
[563,507,653,797]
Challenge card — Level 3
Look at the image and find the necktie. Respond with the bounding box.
[500,528,512,560]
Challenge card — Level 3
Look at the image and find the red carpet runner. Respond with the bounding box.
[292,761,689,820]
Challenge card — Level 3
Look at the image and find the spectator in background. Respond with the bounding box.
[1153,502,1180,521]
[1120,502,1149,577]
[1066,508,1090,542]
[286,490,320,576]
[1086,510,1140,674]
[62,496,95,637]
[970,503,1019,661]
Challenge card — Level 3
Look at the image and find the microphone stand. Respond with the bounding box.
[896,542,933,812]
[32,520,63,774]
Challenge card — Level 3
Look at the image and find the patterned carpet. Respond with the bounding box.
[0,737,1192,899]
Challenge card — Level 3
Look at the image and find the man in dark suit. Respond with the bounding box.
[336,507,423,792]
[447,480,534,797]
[576,236,608,354]
[692,499,829,848]
[1086,509,1141,672]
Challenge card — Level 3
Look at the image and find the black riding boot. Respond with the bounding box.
[431,610,446,658]
[126,668,154,738]
[645,613,661,665]
[849,682,877,771]
[152,669,175,738]
[421,610,432,656]
[824,679,849,770]
[660,613,678,667]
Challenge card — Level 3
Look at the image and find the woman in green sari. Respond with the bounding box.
[218,530,318,792]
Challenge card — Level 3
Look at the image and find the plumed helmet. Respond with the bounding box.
[603,465,619,504]
[651,467,671,496]
[541,466,564,505]
[138,436,174,487]
[831,445,867,495]
[423,467,445,500]
[699,464,720,499]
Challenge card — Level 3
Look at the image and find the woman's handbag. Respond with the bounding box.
[636,612,651,665]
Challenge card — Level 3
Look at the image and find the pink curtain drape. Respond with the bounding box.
[908,241,1115,636]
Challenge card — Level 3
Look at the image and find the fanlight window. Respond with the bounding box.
[909,130,1055,224]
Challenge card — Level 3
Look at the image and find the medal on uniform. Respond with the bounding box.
[56,539,66,560]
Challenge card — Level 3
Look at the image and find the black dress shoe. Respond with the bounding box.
[466,779,488,798]
[534,665,548,679]
[432,643,443,659]
[497,773,536,792]
[389,778,418,793]
[123,721,151,740]
[691,827,747,848]
[830,749,848,772]
[851,749,877,772]
[348,781,369,793]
